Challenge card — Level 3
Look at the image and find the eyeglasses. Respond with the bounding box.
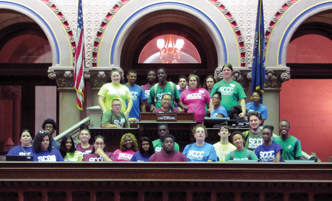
[279,125,289,129]
[112,104,121,107]
[162,99,172,102]
[212,97,220,100]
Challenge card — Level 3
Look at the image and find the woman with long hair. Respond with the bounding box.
[60,135,83,162]
[113,133,138,161]
[98,69,133,117]
[32,131,63,162]
[130,137,155,162]
[7,129,33,156]
[182,125,217,162]
[82,135,115,162]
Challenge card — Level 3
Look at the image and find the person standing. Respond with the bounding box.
[178,75,188,94]
[125,69,146,120]
[42,118,60,150]
[180,74,210,124]
[246,90,268,124]
[209,63,246,117]
[148,67,187,112]
[98,69,132,117]
[141,70,156,112]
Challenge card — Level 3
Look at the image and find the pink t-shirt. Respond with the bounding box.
[152,107,179,113]
[113,149,135,161]
[180,88,210,123]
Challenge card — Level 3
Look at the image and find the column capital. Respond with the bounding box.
[87,66,124,88]
[48,66,90,88]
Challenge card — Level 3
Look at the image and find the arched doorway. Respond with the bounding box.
[0,9,56,149]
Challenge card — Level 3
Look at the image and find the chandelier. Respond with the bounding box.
[157,35,184,63]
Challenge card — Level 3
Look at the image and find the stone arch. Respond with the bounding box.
[0,0,73,66]
[97,0,241,68]
[266,0,332,66]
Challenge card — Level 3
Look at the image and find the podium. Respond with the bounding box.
[138,113,197,150]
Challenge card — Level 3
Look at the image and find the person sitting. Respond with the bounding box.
[113,133,138,161]
[59,135,83,162]
[254,125,282,162]
[243,111,264,151]
[225,131,258,161]
[83,135,116,162]
[75,126,93,156]
[131,137,155,162]
[7,129,33,156]
[210,91,228,118]
[42,118,60,149]
[32,131,64,162]
[273,120,304,160]
[213,125,236,162]
[152,123,180,152]
[152,94,179,113]
[149,134,188,162]
[101,98,130,128]
[246,90,268,124]
[182,125,217,162]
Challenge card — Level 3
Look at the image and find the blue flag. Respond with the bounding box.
[251,0,266,102]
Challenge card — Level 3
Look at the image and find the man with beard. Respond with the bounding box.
[152,123,180,152]
[141,70,156,112]
[273,120,303,160]
[148,67,188,112]
[149,134,188,162]
[125,69,146,120]
[101,99,130,128]
[243,112,263,151]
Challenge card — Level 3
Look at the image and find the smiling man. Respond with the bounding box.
[149,134,188,162]
[152,123,180,152]
[148,67,187,112]
[101,99,130,128]
[243,111,263,151]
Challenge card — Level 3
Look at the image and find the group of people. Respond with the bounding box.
[98,63,268,128]
[7,117,303,162]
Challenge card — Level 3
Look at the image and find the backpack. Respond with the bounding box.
[153,81,176,104]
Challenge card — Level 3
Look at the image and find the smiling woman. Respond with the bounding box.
[113,133,138,161]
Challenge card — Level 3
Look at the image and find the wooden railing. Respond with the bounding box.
[0,162,331,201]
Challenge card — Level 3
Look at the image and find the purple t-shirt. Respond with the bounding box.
[180,88,210,123]
[142,84,153,112]
[254,142,283,162]
[32,148,64,162]
[82,152,116,162]
[130,152,151,162]
[152,107,179,113]
[149,151,188,162]
[76,143,93,156]
[113,149,135,161]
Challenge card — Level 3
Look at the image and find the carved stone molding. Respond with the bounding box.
[214,66,250,90]
[48,66,86,88]
[88,66,124,89]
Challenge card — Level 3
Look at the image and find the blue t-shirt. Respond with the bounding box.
[211,106,229,117]
[182,143,218,162]
[7,145,33,156]
[125,84,147,119]
[32,148,64,162]
[254,142,283,162]
[130,151,151,162]
[246,102,268,120]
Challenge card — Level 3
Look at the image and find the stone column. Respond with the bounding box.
[48,66,85,133]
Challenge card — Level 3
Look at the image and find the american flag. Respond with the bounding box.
[74,0,85,110]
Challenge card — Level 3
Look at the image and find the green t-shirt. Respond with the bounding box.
[101,110,130,128]
[273,136,302,160]
[243,130,263,151]
[64,151,83,162]
[210,80,246,112]
[225,148,258,161]
[148,82,180,108]
[152,139,180,152]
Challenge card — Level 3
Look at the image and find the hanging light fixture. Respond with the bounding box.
[157,35,184,63]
